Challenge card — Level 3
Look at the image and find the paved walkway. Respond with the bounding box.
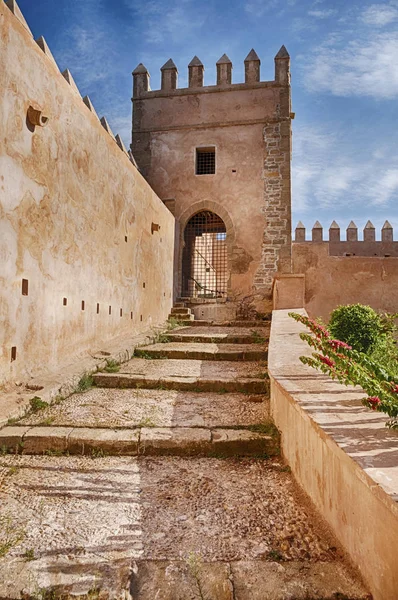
[0,321,369,598]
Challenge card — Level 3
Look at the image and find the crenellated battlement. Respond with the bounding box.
[294,220,398,256]
[132,46,290,98]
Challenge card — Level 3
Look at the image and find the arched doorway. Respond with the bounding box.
[181,210,228,299]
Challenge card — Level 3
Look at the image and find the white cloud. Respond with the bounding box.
[308,9,336,18]
[301,31,398,99]
[361,4,398,26]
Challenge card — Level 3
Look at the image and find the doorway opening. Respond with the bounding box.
[181,210,228,299]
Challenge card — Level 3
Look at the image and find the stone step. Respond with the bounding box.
[0,425,278,457]
[169,313,194,322]
[18,388,271,429]
[178,319,270,327]
[93,372,268,393]
[131,559,370,600]
[165,332,268,344]
[135,343,268,361]
[171,307,191,315]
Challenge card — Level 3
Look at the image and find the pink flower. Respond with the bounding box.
[391,383,398,394]
[329,339,352,351]
[367,396,381,410]
[318,355,335,368]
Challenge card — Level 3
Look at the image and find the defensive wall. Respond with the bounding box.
[278,220,398,320]
[0,1,174,385]
[131,49,293,300]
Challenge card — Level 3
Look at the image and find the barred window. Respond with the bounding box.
[196,147,215,175]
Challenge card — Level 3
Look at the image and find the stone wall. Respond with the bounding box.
[269,309,398,600]
[0,3,174,385]
[131,50,292,301]
[292,221,398,320]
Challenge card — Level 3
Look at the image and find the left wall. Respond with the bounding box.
[0,3,175,384]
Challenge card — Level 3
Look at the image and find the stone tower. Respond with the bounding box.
[131,48,292,305]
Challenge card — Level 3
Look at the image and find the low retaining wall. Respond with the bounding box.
[268,309,398,600]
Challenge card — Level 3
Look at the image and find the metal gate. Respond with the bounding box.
[181,211,228,299]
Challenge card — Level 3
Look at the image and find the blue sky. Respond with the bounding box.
[15,0,398,238]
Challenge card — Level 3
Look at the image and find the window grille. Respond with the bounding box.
[196,147,215,175]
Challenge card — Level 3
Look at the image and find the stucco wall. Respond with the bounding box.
[132,67,292,300]
[269,310,398,600]
[293,242,398,320]
[0,5,174,384]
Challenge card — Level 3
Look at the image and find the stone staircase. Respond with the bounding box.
[0,319,370,598]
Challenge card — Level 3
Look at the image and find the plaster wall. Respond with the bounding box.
[292,242,398,320]
[0,5,174,385]
[132,78,292,300]
[269,310,398,600]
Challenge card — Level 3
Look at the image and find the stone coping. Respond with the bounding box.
[268,309,398,503]
[268,308,398,600]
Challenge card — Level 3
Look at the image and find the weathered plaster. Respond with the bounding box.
[0,5,174,384]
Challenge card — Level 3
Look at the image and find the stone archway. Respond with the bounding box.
[178,203,235,300]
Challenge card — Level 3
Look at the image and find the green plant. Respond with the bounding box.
[90,447,106,458]
[39,417,55,426]
[251,330,267,344]
[29,397,49,413]
[289,312,398,428]
[103,359,120,373]
[23,548,35,561]
[267,549,284,561]
[167,317,184,330]
[7,417,19,425]
[0,514,25,557]
[328,304,383,354]
[76,373,94,392]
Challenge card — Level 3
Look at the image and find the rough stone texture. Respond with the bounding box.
[0,455,367,598]
[119,357,268,379]
[132,53,292,301]
[135,342,268,361]
[293,242,398,319]
[0,3,174,386]
[20,388,269,429]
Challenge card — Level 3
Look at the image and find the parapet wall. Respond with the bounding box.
[0,2,174,384]
[294,220,397,256]
[269,310,398,600]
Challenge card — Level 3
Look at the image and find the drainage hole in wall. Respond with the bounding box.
[140,315,143,322]
[11,347,17,362]
[109,306,112,315]
[97,303,100,314]
[63,298,67,306]
[22,279,29,296]
[81,301,85,311]
[125,236,128,242]
[120,308,123,317]
[232,169,236,173]
[143,282,146,289]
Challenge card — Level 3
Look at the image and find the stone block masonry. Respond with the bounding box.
[132,48,293,302]
[0,2,174,385]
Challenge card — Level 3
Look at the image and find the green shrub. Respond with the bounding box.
[329,304,383,354]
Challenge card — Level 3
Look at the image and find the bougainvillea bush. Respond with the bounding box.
[289,312,398,429]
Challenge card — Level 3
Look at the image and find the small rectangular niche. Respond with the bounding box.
[63,298,67,306]
[81,301,85,311]
[109,306,112,315]
[140,315,143,322]
[97,303,100,314]
[11,347,17,362]
[143,282,146,289]
[22,279,29,296]
[125,236,128,242]
[120,308,123,317]
[131,311,133,320]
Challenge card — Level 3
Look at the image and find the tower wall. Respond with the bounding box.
[132,51,293,303]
